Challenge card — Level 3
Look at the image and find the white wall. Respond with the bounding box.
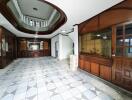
[51,25,78,62]
[60,35,73,60]
[69,25,79,66]
[51,34,73,60]
[69,25,78,56]
[51,35,59,57]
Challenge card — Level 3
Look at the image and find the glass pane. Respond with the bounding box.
[131,39,132,46]
[116,47,123,56]
[124,36,132,46]
[124,47,132,57]
[116,37,123,46]
[80,28,112,58]
[116,26,123,36]
[124,38,130,46]
[102,39,111,58]
[125,23,132,35]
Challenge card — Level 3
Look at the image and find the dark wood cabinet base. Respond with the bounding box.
[91,63,100,76]
[79,54,132,92]
[79,54,112,81]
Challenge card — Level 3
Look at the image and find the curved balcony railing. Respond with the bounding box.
[22,15,49,28]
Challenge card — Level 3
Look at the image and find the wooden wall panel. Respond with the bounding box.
[112,57,132,91]
[100,65,111,81]
[79,0,132,34]
[79,16,98,34]
[17,38,51,58]
[122,58,132,91]
[91,62,99,76]
[112,57,123,83]
[100,9,132,29]
[0,26,17,68]
[79,59,84,70]
[84,60,91,72]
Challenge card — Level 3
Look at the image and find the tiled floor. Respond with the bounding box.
[0,57,131,100]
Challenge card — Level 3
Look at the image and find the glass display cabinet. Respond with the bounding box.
[79,28,112,81]
[80,28,112,58]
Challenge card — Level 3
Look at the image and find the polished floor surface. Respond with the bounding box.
[0,57,131,100]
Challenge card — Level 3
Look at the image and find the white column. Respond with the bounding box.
[58,34,63,60]
[69,25,79,66]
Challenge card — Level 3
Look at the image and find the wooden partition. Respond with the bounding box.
[0,26,17,68]
[17,38,51,58]
[79,0,132,91]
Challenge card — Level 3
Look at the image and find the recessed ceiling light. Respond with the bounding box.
[33,8,38,11]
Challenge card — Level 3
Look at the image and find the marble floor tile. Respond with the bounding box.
[0,57,131,100]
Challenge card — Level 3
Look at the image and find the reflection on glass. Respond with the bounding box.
[130,47,132,53]
[124,38,129,46]
[124,47,132,57]
[130,38,132,46]
[116,26,123,36]
[31,45,39,51]
[125,23,132,35]
[80,28,112,58]
[116,47,123,56]
[29,43,40,51]
[40,41,43,50]
[116,37,124,46]
[124,36,132,46]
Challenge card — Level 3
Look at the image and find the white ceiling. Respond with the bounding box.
[17,0,54,20]
[0,0,124,38]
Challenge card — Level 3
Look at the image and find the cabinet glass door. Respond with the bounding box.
[116,23,132,57]
[125,23,132,57]
[116,26,124,56]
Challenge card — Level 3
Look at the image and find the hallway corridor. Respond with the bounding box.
[0,57,131,100]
